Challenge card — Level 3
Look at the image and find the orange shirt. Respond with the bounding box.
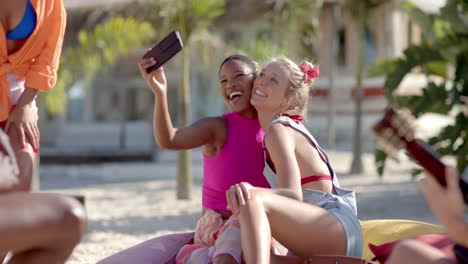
[0,0,67,122]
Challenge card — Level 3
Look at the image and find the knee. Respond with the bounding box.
[239,190,264,216]
[51,195,87,245]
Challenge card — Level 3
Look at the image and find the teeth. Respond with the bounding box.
[255,90,266,97]
[229,91,242,100]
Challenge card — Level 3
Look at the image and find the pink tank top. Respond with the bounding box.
[202,112,270,211]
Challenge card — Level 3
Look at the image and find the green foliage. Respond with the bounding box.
[382,43,445,101]
[232,0,319,60]
[44,17,155,115]
[366,59,398,78]
[374,149,387,177]
[301,22,318,57]
[346,0,390,22]
[279,0,319,58]
[373,0,468,175]
[158,0,225,40]
[400,1,436,38]
[234,40,288,62]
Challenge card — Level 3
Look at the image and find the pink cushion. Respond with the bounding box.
[97,232,195,264]
[368,233,456,264]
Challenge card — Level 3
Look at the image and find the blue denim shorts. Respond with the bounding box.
[328,202,363,257]
[303,188,363,257]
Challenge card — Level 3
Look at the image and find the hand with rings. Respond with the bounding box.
[226,182,254,214]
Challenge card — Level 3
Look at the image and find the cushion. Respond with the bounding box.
[369,233,455,263]
[360,219,444,260]
[97,232,195,264]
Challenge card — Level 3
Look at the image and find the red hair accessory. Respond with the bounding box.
[299,62,319,84]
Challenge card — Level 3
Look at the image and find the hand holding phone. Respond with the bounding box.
[142,30,183,73]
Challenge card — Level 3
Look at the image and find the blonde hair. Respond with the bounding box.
[266,56,317,116]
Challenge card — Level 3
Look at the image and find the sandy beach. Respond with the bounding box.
[40,149,438,264]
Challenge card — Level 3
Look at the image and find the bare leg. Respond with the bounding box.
[238,192,346,264]
[6,126,35,191]
[386,240,455,264]
[0,193,87,264]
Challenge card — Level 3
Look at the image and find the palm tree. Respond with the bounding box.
[346,0,389,174]
[159,0,226,199]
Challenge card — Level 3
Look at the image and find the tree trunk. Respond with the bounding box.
[119,83,127,150]
[177,25,192,200]
[327,2,338,150]
[350,18,364,174]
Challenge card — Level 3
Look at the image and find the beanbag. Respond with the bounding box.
[360,219,444,260]
[97,232,195,264]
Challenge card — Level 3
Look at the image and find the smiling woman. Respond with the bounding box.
[135,54,271,263]
[226,56,363,264]
[218,60,257,117]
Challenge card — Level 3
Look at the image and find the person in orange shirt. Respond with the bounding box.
[0,0,66,191]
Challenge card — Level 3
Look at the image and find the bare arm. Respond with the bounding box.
[5,88,39,150]
[152,89,224,150]
[225,124,303,213]
[263,124,303,201]
[138,59,225,150]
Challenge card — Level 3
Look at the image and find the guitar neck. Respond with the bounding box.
[407,139,447,186]
[408,139,468,204]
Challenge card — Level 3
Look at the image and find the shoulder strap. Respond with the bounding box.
[264,116,338,185]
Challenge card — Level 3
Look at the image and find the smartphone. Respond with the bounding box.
[142,30,183,73]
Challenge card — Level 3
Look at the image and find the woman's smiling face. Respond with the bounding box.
[218,60,256,114]
[250,61,290,113]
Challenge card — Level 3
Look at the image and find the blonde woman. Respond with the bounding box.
[226,57,363,263]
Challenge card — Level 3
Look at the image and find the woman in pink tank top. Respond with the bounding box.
[137,54,270,264]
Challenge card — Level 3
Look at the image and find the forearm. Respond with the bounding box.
[14,88,38,108]
[153,92,177,149]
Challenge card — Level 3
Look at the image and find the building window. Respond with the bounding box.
[337,27,346,67]
[67,80,84,122]
[363,26,376,66]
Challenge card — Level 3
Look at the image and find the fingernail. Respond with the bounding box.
[34,148,39,153]
[21,144,25,149]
